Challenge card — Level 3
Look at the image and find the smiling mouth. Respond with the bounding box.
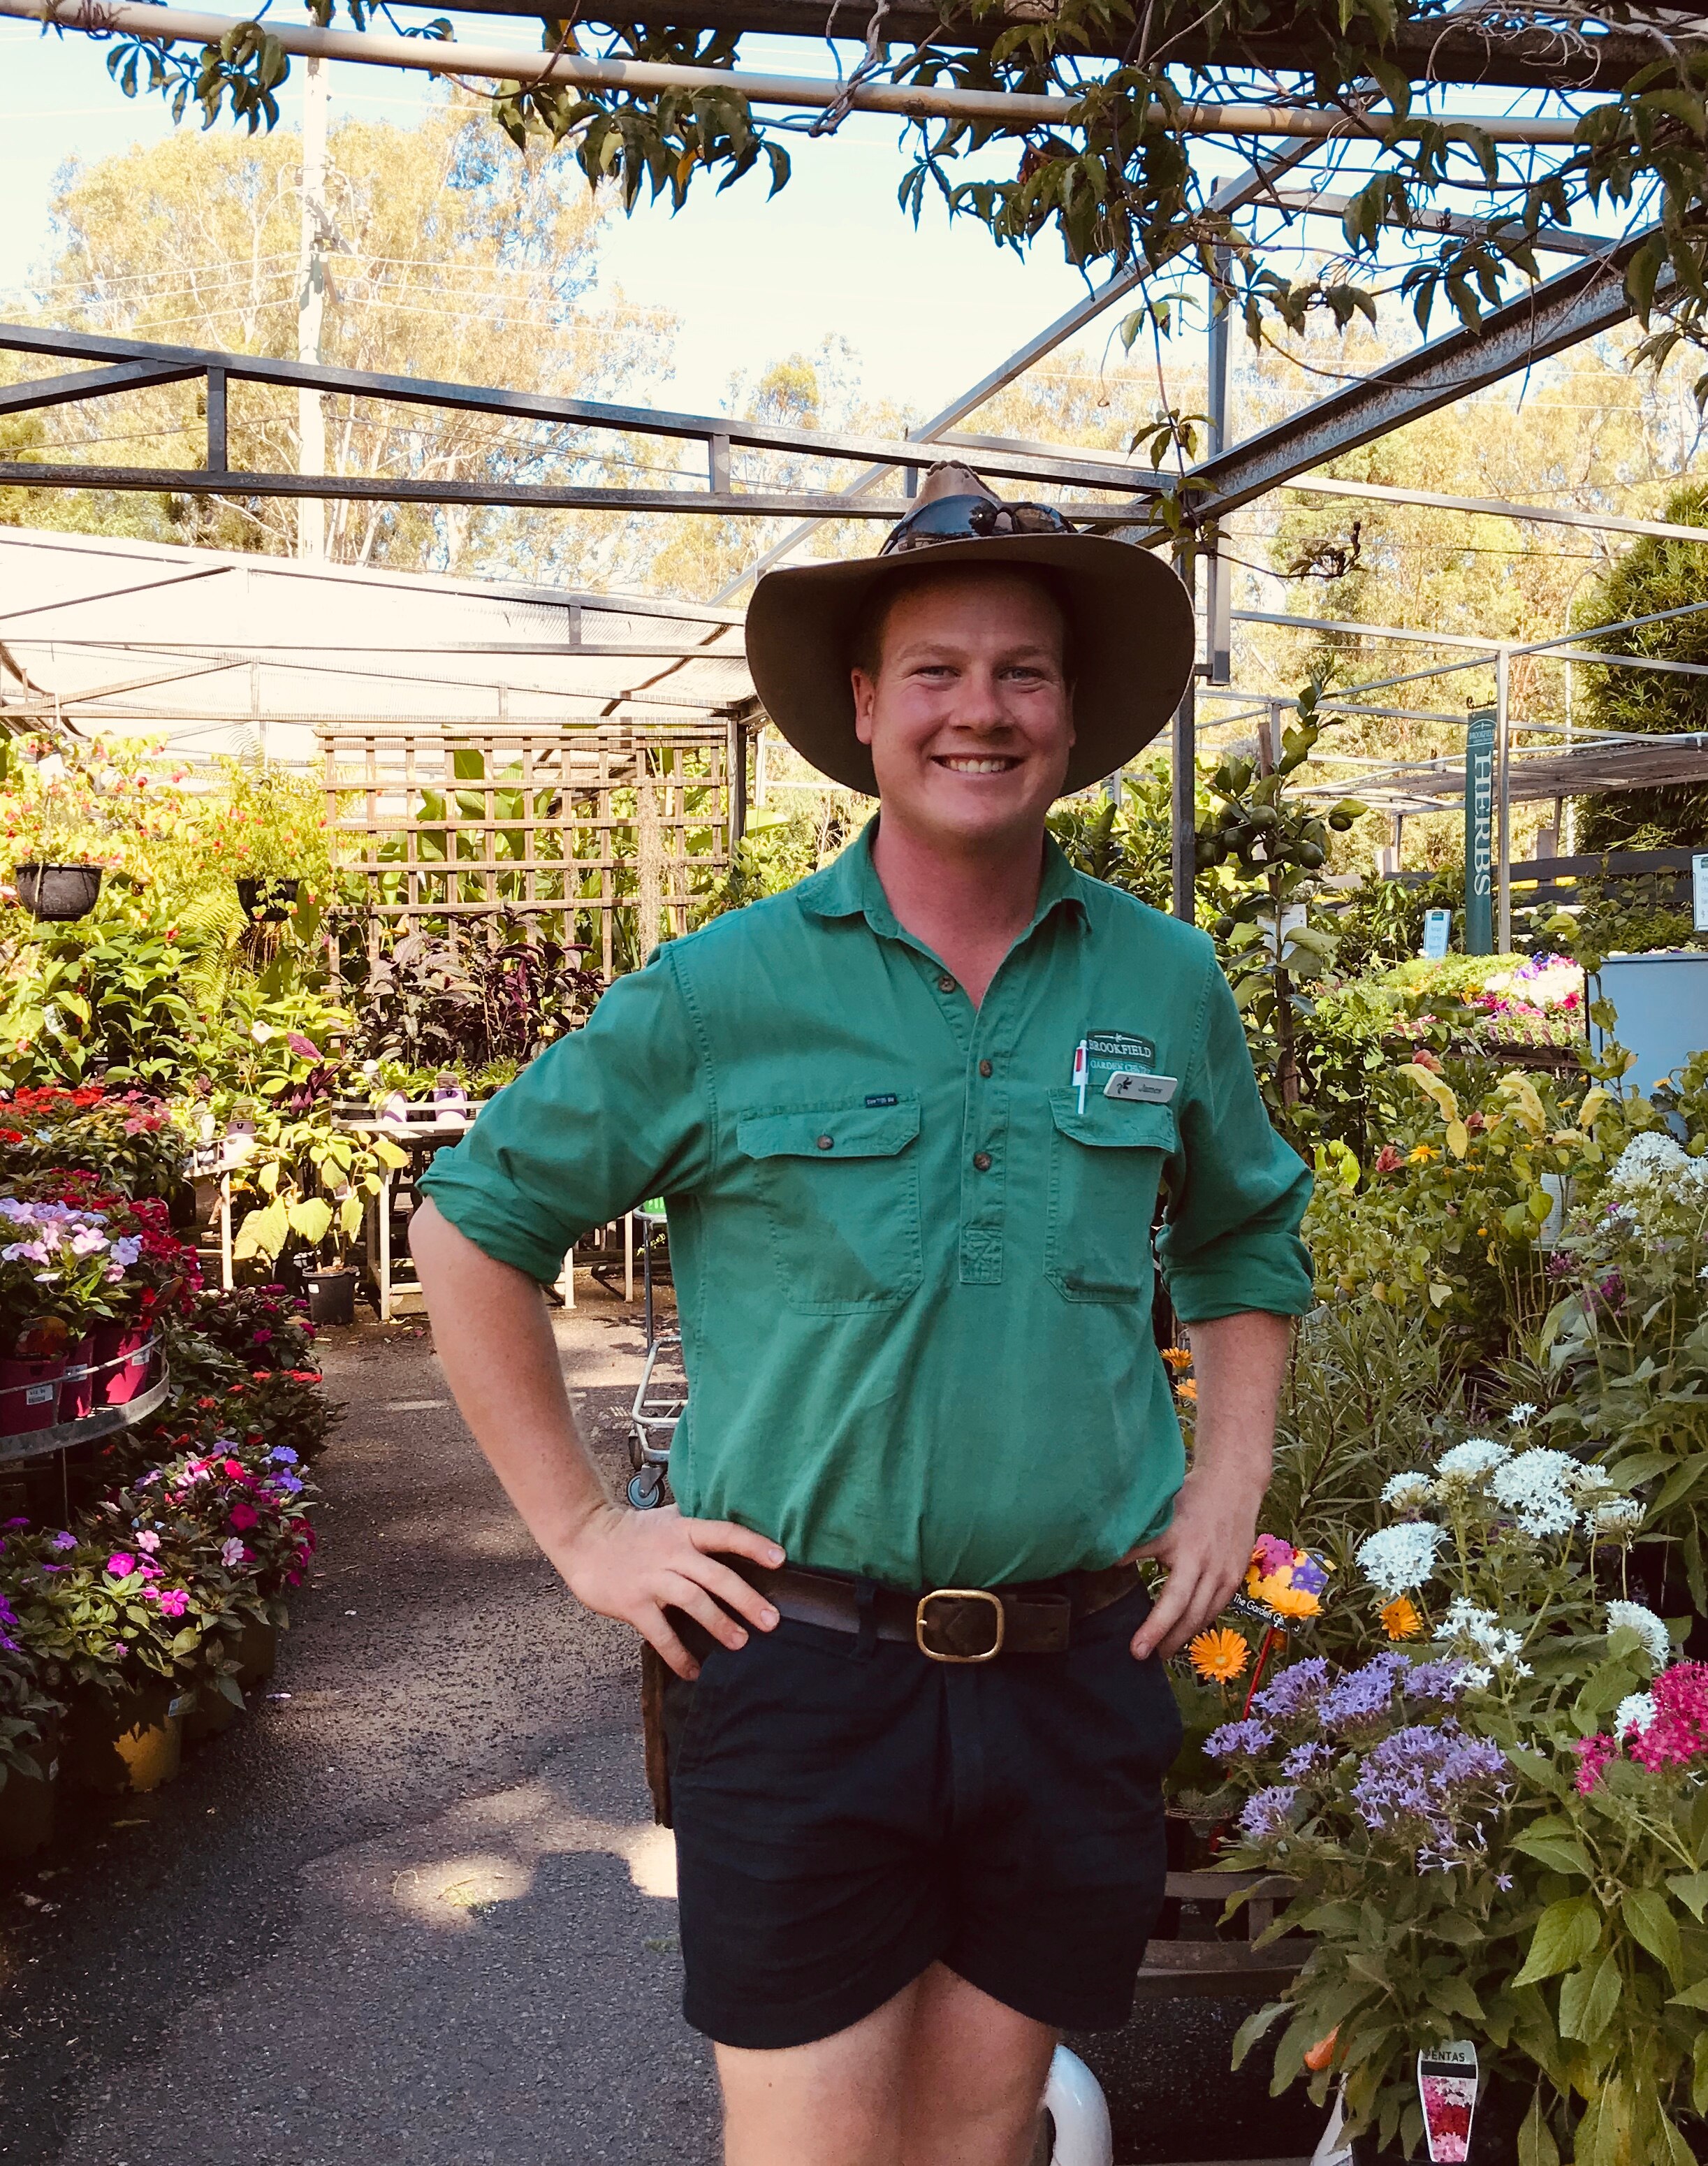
[935,755,1021,775]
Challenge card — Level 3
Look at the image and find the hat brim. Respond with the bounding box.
[744,532,1196,797]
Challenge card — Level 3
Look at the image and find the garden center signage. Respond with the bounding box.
[1463,707,1495,957]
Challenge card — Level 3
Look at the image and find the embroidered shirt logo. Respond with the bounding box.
[865,1093,899,1108]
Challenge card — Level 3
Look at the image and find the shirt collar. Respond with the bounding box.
[798,818,1091,941]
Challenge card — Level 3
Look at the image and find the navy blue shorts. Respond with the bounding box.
[663,1580,1179,2050]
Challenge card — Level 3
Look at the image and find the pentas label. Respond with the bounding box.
[1418,2042,1479,2165]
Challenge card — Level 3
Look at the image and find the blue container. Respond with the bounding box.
[1593,952,1708,1095]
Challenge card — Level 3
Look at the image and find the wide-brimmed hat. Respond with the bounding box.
[744,463,1196,798]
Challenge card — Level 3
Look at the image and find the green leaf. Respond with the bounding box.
[1513,1828,1595,1877]
[1623,1886,1685,1985]
[1667,1870,1708,1921]
[1230,1999,1288,2070]
[1667,1977,1708,2009]
[1560,1947,1620,2043]
[1514,1896,1602,1986]
[1519,2090,1561,2166]
[287,1197,333,1246]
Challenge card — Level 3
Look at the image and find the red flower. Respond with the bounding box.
[228,1501,259,1532]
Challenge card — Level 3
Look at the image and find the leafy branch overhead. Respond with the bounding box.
[93,0,1708,386]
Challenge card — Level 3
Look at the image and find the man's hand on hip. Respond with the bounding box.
[557,1502,785,1680]
[1125,1308,1292,1662]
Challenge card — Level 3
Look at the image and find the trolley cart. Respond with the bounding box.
[626,1200,685,1510]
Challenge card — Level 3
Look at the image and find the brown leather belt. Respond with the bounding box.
[740,1560,1142,1661]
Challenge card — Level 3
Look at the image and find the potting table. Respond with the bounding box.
[1136,1870,1310,2001]
[332,1103,502,1322]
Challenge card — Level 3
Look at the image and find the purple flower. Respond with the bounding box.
[1283,1741,1334,1779]
[110,1235,142,1267]
[1403,1659,1469,1705]
[274,1473,304,1495]
[1320,1654,1409,1733]
[268,1446,298,1465]
[1350,1722,1508,1856]
[1206,1719,1276,1761]
[48,1530,76,1552]
[1252,1657,1331,1722]
[1238,1785,1299,1841]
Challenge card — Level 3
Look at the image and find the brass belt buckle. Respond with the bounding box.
[915,1587,1005,1663]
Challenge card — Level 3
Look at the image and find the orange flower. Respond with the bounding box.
[1160,1346,1193,1372]
[1380,1596,1424,1641]
[1187,1627,1250,1682]
[1174,1379,1198,1403]
[1256,1577,1322,1620]
[1304,2028,1340,2074]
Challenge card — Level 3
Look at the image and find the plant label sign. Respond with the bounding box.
[1422,908,1452,961]
[1693,852,1708,933]
[1417,2040,1478,2163]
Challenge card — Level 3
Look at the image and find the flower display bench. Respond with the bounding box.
[1135,1869,1309,2002]
[0,1370,170,1464]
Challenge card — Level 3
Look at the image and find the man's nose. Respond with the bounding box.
[948,666,1008,729]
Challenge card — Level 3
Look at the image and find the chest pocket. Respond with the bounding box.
[1044,1089,1176,1304]
[734,1098,923,1314]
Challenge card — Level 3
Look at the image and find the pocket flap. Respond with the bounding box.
[736,1098,922,1161]
[1048,1089,1177,1154]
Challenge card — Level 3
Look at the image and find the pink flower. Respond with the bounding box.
[156,1588,190,1619]
[1574,1735,1618,1794]
[105,1551,137,1578]
[228,1502,258,1532]
[1626,1663,1708,1773]
[135,1530,160,1555]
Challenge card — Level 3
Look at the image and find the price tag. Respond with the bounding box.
[1417,2041,1479,2163]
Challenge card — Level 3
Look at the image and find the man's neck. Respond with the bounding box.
[868,814,1047,1009]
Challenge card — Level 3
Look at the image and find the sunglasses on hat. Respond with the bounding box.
[879,493,1076,557]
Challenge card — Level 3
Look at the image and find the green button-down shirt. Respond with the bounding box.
[420,825,1312,1588]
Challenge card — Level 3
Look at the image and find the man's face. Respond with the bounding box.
[852,569,1075,852]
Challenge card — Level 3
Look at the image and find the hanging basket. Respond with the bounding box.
[14,863,103,922]
[236,877,300,923]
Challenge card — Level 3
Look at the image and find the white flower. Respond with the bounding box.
[1608,1133,1708,1215]
[1458,1663,1495,1692]
[1380,1471,1436,1509]
[1489,1448,1579,1539]
[1436,1438,1511,1483]
[1508,1403,1538,1425]
[1582,1496,1644,1542]
[1356,1522,1447,1597]
[1437,1596,1528,1670]
[251,1020,274,1044]
[1614,1692,1657,1742]
[1605,1600,1670,1670]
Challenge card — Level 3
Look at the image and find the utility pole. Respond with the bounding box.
[296,55,330,563]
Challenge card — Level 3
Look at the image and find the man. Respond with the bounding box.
[411,467,1313,2166]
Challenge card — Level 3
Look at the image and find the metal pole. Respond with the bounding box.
[1171,546,1199,922]
[296,56,330,563]
[1204,248,1232,686]
[1496,645,1512,952]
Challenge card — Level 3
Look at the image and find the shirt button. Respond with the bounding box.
[937,973,956,994]
[972,1151,993,1172]
[978,1059,993,1078]
[816,1135,833,1151]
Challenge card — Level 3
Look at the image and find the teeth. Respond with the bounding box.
[941,757,1016,773]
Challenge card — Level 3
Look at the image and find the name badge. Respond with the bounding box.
[1104,1070,1177,1104]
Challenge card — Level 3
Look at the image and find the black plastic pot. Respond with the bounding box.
[15,862,103,922]
[304,1267,358,1326]
[236,877,300,923]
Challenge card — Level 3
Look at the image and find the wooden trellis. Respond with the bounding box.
[320,722,745,977]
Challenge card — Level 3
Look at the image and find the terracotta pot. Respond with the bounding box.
[0,1715,60,1861]
[234,1615,279,1690]
[62,1681,185,1795]
[0,1353,67,1436]
[61,1335,97,1421]
[91,1321,154,1409]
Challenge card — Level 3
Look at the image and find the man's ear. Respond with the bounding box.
[851,667,877,746]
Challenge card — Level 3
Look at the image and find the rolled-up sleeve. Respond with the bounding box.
[417,950,711,1284]
[1156,954,1314,1321]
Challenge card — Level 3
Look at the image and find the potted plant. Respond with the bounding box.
[228,1105,404,1325]
[0,1193,131,1433]
[0,1601,61,1859]
[10,748,105,923]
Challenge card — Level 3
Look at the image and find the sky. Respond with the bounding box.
[0,17,1118,418]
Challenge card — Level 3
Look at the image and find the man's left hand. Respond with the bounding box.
[1125,1467,1262,1661]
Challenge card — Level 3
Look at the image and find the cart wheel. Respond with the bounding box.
[627,1466,669,1510]
[627,1423,648,1473]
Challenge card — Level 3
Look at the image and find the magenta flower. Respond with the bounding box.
[1575,1734,1618,1794]
[156,1588,190,1620]
[105,1551,137,1578]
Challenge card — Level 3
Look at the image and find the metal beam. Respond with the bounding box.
[712,140,1320,599]
[1165,238,1656,531]
[0,361,202,418]
[0,321,1163,495]
[0,463,1140,519]
[1276,474,1708,547]
[1268,191,1612,259]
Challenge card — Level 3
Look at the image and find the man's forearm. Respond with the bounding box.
[409,1198,608,1569]
[1186,1308,1291,1502]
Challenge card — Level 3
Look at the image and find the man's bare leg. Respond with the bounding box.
[716,1963,1055,2166]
